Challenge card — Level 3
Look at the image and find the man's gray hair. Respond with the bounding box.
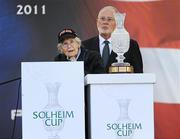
[98,6,119,18]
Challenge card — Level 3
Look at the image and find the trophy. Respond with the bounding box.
[109,12,134,73]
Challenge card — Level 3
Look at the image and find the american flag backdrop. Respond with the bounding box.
[112,0,180,138]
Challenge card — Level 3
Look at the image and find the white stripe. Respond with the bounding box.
[141,48,180,103]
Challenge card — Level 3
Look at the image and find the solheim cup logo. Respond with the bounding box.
[43,82,65,139]
[33,82,75,139]
[107,99,142,139]
[115,99,134,139]
[26,65,75,139]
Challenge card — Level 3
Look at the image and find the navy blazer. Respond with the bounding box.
[82,36,143,73]
[54,47,105,75]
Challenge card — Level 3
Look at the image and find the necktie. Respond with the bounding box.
[102,40,110,67]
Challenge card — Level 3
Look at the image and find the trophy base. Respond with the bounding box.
[109,64,134,73]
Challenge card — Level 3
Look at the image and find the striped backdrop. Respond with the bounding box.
[113,0,180,138]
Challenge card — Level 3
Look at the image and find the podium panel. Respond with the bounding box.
[21,62,85,139]
[85,74,155,139]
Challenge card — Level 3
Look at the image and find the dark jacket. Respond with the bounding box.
[54,47,105,75]
[82,36,143,73]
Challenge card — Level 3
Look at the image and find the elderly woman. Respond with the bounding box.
[54,29,105,74]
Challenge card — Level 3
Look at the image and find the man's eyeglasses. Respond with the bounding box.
[98,17,115,22]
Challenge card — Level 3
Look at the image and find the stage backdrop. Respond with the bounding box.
[0,0,180,139]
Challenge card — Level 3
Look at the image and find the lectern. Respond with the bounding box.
[85,74,155,139]
[22,62,85,139]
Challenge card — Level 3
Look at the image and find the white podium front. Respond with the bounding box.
[85,74,155,139]
[22,62,85,139]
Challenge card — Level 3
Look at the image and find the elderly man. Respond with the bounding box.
[54,28,105,75]
[82,6,143,73]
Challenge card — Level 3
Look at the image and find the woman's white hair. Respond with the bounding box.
[57,37,81,53]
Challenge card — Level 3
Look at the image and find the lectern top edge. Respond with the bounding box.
[85,73,156,85]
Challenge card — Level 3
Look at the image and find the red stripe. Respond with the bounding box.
[112,1,180,49]
[154,103,180,139]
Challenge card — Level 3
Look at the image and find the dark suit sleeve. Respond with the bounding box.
[129,40,143,73]
[54,54,67,61]
[82,36,100,52]
[82,39,92,50]
[91,52,105,74]
[84,50,105,74]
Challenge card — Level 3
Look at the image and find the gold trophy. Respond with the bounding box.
[109,12,134,73]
